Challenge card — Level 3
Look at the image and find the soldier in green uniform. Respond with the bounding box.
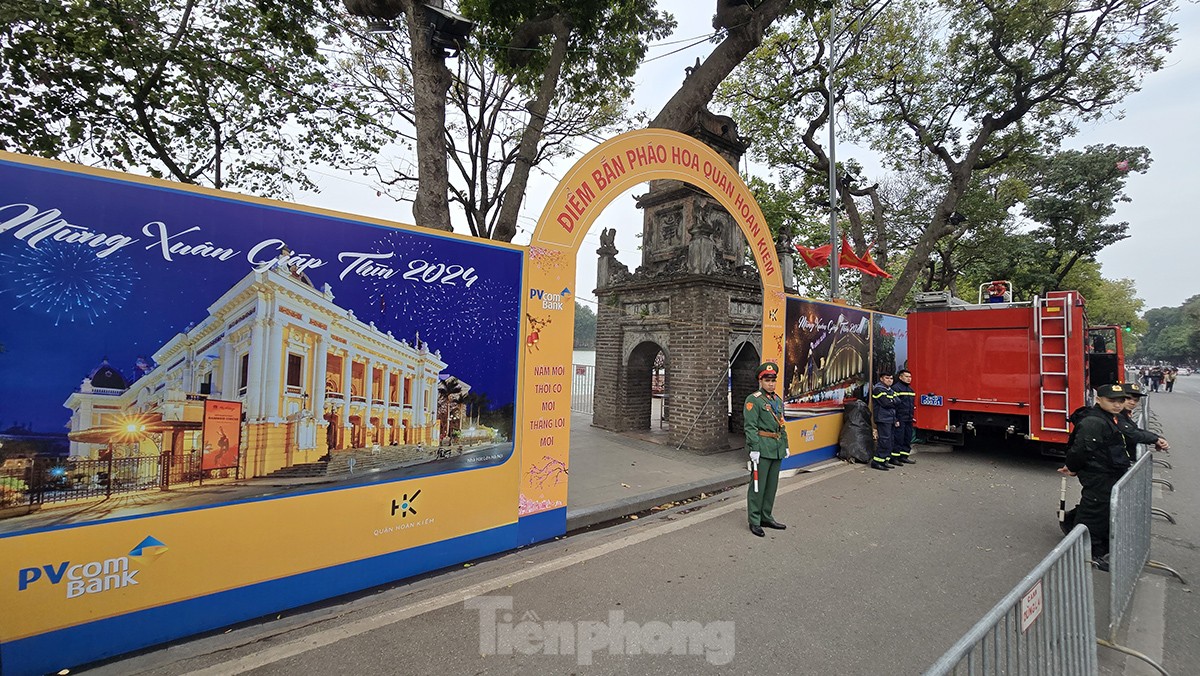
[745,362,789,537]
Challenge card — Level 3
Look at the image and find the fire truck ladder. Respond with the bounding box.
[1037,294,1071,433]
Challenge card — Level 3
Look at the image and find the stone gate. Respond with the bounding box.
[591,110,794,451]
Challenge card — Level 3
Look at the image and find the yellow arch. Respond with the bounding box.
[517,129,787,519]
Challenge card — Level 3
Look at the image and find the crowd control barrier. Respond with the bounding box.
[1135,398,1176,520]
[924,525,1097,676]
[1099,399,1186,675]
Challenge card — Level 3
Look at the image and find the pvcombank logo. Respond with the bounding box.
[530,287,571,311]
[17,536,168,598]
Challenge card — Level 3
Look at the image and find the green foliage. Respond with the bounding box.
[847,0,1175,310]
[574,301,596,348]
[851,0,1176,165]
[0,0,393,195]
[745,175,837,298]
[0,477,26,491]
[1019,145,1151,290]
[460,0,674,109]
[351,1,673,238]
[1138,296,1200,364]
[0,476,28,507]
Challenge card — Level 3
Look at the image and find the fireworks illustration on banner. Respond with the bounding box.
[362,231,521,374]
[0,241,138,326]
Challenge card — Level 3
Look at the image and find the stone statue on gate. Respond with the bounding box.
[597,227,630,289]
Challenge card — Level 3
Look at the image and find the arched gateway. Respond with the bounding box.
[516,128,786,524]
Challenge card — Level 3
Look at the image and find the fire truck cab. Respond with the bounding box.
[908,284,1124,452]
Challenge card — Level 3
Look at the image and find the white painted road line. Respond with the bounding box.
[185,464,855,676]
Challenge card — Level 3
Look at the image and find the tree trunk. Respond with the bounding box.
[878,175,969,313]
[864,186,886,306]
[877,111,1007,313]
[651,0,800,131]
[492,16,571,243]
[406,1,453,231]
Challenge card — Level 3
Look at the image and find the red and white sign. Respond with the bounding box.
[1020,579,1044,632]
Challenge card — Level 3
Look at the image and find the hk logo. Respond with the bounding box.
[391,490,421,517]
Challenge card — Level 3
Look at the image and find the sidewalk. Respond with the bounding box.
[564,410,846,530]
[565,412,753,530]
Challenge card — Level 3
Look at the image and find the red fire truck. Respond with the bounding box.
[908,284,1124,452]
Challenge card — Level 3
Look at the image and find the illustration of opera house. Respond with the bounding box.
[64,255,452,479]
[785,314,869,415]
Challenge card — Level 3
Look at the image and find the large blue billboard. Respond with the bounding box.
[0,155,524,536]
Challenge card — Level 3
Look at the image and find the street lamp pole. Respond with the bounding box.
[827,0,840,301]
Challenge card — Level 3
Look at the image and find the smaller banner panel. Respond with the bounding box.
[872,313,909,379]
[782,298,872,419]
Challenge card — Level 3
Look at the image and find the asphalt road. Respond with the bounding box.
[76,378,1200,675]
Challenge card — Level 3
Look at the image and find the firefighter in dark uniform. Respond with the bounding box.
[870,373,898,471]
[745,362,789,537]
[892,369,917,465]
[1118,382,1170,457]
[1057,384,1133,563]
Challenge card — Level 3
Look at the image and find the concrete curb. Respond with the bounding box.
[564,459,847,532]
[565,470,748,532]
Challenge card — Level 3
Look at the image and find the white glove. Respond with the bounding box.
[749,451,761,464]
[785,449,790,458]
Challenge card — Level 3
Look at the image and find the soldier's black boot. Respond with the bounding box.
[870,461,891,471]
[889,456,904,466]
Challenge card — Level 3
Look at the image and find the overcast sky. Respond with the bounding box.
[296,0,1198,312]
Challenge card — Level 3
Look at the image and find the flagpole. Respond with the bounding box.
[827,0,839,301]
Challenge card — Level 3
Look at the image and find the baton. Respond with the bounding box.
[751,459,759,493]
[1057,476,1067,523]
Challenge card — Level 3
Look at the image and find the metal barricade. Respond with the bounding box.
[924,525,1097,675]
[571,364,595,415]
[1098,394,1184,674]
[1108,451,1155,635]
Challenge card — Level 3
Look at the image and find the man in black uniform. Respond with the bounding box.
[870,373,898,471]
[1118,382,1170,457]
[1058,384,1132,564]
[892,369,916,465]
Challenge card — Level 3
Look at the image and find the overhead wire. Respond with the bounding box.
[77,0,724,238]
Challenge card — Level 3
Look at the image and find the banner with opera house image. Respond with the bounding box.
[0,154,523,534]
[782,298,870,417]
[0,152,535,675]
[781,297,906,419]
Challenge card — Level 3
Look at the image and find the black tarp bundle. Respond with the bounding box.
[837,400,875,463]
